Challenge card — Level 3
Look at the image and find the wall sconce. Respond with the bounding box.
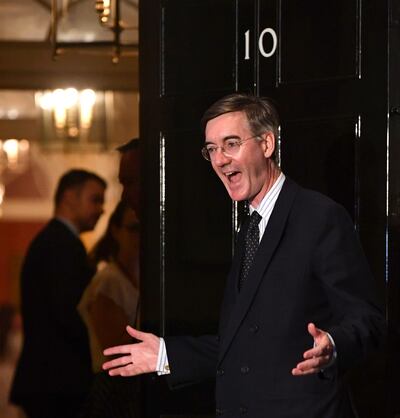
[1,139,30,172]
[35,88,97,140]
[0,139,30,213]
[51,0,138,64]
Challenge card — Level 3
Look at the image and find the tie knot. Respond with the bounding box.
[249,211,262,228]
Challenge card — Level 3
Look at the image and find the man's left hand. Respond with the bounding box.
[291,322,333,376]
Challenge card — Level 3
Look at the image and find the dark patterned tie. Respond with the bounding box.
[239,210,262,290]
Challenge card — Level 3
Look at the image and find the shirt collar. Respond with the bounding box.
[55,216,80,237]
[249,172,286,219]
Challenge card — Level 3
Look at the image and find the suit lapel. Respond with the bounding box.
[218,178,299,364]
[218,217,249,330]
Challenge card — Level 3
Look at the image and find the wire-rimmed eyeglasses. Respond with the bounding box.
[201,135,260,162]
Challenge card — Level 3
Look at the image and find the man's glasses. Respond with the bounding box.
[201,135,260,162]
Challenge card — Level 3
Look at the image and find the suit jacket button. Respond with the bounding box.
[216,368,224,376]
[250,324,259,333]
[240,406,248,414]
[240,366,250,374]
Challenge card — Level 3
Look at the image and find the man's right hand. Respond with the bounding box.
[102,325,160,376]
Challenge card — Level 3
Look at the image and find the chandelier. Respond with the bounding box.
[51,0,138,63]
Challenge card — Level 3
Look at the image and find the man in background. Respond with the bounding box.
[117,138,140,214]
[11,169,106,418]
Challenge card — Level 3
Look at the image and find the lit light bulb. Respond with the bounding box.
[37,91,54,110]
[3,139,19,166]
[80,89,96,130]
[64,88,79,109]
[53,89,67,129]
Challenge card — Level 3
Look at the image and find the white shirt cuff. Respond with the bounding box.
[324,332,337,368]
[156,337,171,375]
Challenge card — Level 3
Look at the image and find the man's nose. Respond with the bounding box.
[213,148,231,166]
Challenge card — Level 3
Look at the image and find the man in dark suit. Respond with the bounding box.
[102,94,385,417]
[11,169,106,418]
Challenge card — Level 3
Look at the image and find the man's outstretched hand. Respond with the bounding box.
[102,326,160,376]
[292,323,334,376]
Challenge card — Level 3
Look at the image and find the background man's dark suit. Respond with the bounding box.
[11,218,94,417]
[165,178,385,418]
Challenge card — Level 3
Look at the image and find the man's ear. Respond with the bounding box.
[261,132,275,158]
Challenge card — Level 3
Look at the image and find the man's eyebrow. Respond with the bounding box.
[204,135,240,145]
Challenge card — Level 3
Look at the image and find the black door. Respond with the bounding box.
[387,1,400,416]
[140,1,391,416]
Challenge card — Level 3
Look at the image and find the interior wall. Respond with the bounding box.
[0,81,139,311]
[0,221,44,306]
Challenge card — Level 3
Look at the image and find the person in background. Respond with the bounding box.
[79,199,140,370]
[117,138,140,214]
[10,169,106,418]
[78,199,140,418]
[102,94,385,418]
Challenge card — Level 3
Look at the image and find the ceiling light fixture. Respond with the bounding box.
[51,0,138,64]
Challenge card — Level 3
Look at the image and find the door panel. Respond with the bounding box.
[279,0,360,83]
[161,0,236,96]
[163,128,231,334]
[281,116,359,220]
